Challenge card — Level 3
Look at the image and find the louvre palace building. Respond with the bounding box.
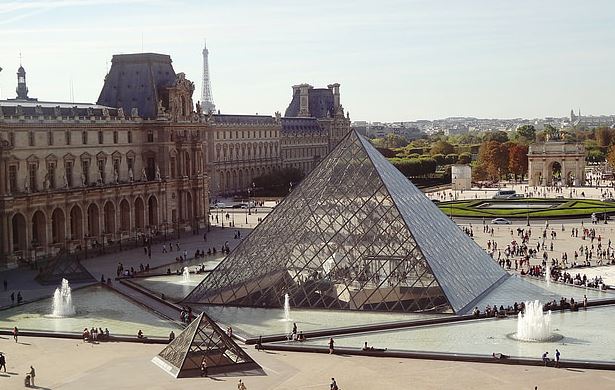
[0,53,350,267]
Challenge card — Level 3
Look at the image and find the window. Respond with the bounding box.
[235,131,238,139]
[223,131,226,140]
[229,131,233,139]
[127,157,134,172]
[65,130,71,145]
[28,163,37,192]
[47,131,53,146]
[170,157,176,178]
[47,162,56,189]
[65,161,73,188]
[98,131,103,144]
[147,130,154,143]
[28,131,35,146]
[113,131,118,144]
[82,160,90,185]
[82,131,88,145]
[9,165,17,193]
[127,130,133,143]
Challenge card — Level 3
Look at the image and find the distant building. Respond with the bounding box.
[0,54,351,266]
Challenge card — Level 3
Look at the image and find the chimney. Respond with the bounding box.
[328,83,340,109]
[297,83,312,117]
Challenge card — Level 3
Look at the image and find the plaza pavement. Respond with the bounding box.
[2,335,615,389]
[4,196,615,388]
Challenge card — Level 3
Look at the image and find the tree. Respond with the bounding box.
[430,140,454,156]
[432,154,445,165]
[543,124,559,139]
[595,127,613,147]
[476,140,508,181]
[458,152,472,164]
[253,167,304,196]
[482,131,509,143]
[607,146,615,169]
[444,153,458,164]
[508,143,529,181]
[587,149,605,163]
[516,125,536,142]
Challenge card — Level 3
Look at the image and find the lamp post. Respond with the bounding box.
[526,198,530,227]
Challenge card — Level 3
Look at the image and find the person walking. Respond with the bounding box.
[237,379,247,390]
[3,279,7,291]
[555,349,561,368]
[0,352,6,372]
[328,337,335,354]
[200,357,208,377]
[13,326,18,343]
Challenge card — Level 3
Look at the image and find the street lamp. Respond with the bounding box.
[526,198,530,227]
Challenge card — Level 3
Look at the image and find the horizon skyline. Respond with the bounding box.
[1,0,614,122]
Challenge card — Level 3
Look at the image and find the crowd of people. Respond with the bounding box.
[82,327,111,342]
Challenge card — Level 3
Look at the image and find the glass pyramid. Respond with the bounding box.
[185,130,507,314]
[153,312,259,378]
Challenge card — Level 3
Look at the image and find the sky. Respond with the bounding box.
[0,0,614,122]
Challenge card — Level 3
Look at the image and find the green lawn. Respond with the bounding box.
[437,198,615,218]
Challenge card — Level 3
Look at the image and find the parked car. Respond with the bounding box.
[491,218,511,225]
[232,203,248,209]
[212,202,227,209]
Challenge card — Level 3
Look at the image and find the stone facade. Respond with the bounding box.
[528,141,586,186]
[0,54,351,267]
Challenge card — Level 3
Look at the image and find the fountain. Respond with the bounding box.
[51,278,76,317]
[283,293,292,322]
[182,267,191,283]
[545,265,551,286]
[514,300,561,342]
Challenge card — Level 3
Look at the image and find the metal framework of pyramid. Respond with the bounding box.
[36,249,96,285]
[185,130,509,314]
[152,312,260,378]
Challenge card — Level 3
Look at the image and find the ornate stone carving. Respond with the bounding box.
[86,107,94,117]
[16,105,24,116]
[102,107,110,118]
[128,167,134,182]
[54,106,61,117]
[34,105,43,116]
[131,107,139,118]
[117,107,125,119]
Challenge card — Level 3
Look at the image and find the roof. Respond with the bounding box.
[284,88,335,118]
[212,114,276,125]
[0,100,121,118]
[97,53,177,119]
[281,117,323,133]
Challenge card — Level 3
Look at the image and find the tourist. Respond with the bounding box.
[542,351,549,366]
[27,365,36,386]
[169,331,175,342]
[0,352,6,372]
[555,349,561,368]
[13,326,18,343]
[17,291,22,304]
[256,336,263,351]
[297,331,306,342]
[105,328,110,339]
[330,377,339,390]
[10,292,14,305]
[137,329,144,339]
[238,379,247,390]
[83,328,90,342]
[200,357,208,377]
[162,244,167,253]
[227,326,233,338]
[3,279,7,291]
[328,337,335,354]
